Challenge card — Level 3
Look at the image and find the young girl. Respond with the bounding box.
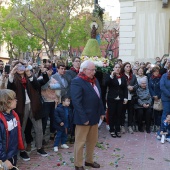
[0,89,24,170]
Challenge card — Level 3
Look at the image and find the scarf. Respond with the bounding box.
[70,67,79,74]
[78,72,96,86]
[167,71,170,80]
[123,73,133,84]
[116,74,123,79]
[151,74,161,79]
[21,77,27,89]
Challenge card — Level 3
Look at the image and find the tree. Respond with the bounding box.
[0,6,41,59]
[10,0,93,58]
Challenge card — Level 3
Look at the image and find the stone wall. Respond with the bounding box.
[119,0,170,63]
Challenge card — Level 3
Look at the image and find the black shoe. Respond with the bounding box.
[146,129,151,133]
[85,162,100,168]
[70,137,75,144]
[138,127,144,132]
[37,148,48,157]
[20,151,30,161]
[110,132,116,138]
[116,132,121,138]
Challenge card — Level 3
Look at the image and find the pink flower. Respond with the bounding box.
[103,63,107,67]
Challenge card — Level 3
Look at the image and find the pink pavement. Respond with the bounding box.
[17,123,170,170]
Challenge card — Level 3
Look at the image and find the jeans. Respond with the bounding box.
[54,130,67,147]
[161,101,170,122]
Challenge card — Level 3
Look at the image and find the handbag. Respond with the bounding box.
[153,99,163,111]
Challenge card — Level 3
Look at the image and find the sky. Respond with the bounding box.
[99,0,120,20]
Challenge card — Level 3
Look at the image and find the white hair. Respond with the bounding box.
[139,77,147,85]
[79,60,94,72]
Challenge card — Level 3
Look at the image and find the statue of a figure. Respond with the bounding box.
[91,25,97,39]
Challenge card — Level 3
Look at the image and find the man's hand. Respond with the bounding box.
[60,122,64,126]
[84,121,89,125]
[128,86,134,91]
[25,68,32,77]
[10,65,18,76]
[123,100,128,104]
[100,115,105,121]
[153,96,158,101]
[4,160,13,169]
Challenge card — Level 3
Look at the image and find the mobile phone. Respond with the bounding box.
[5,65,10,74]
[17,65,26,71]
[43,59,47,63]
[164,54,169,57]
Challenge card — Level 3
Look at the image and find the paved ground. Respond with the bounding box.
[17,123,170,170]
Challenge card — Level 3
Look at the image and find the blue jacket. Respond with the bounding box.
[71,77,105,125]
[53,104,73,132]
[149,76,161,99]
[160,73,170,101]
[0,111,19,161]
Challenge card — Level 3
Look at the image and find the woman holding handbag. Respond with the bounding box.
[149,66,162,131]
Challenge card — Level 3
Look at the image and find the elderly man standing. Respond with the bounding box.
[71,60,105,170]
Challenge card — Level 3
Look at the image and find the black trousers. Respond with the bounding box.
[8,155,17,170]
[24,117,33,144]
[121,100,134,127]
[136,108,152,130]
[153,109,162,126]
[42,102,55,134]
[107,99,123,132]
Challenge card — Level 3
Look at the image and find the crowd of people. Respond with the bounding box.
[0,55,170,170]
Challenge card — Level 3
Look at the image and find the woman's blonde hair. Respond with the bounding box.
[0,89,16,112]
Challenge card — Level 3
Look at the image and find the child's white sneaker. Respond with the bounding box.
[157,135,161,140]
[54,146,58,152]
[61,144,69,149]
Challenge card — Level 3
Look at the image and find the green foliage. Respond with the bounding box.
[0,6,41,58]
[68,16,90,48]
[9,0,93,57]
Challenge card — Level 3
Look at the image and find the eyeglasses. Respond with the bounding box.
[74,60,81,62]
[86,68,96,72]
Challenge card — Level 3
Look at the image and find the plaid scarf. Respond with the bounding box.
[70,67,79,74]
[151,74,161,79]
[116,74,123,79]
[123,73,133,84]
[78,72,96,86]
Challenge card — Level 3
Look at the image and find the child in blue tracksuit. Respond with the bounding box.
[0,89,24,170]
[157,114,170,142]
[53,95,73,152]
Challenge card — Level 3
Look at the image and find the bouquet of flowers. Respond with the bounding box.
[81,56,114,73]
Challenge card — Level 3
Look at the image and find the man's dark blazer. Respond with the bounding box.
[71,77,105,125]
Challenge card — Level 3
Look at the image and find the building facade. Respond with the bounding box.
[119,0,170,63]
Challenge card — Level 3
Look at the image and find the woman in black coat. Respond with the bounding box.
[121,62,138,134]
[105,63,128,138]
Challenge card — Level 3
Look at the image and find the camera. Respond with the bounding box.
[17,65,26,71]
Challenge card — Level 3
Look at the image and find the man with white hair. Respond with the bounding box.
[71,60,105,170]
